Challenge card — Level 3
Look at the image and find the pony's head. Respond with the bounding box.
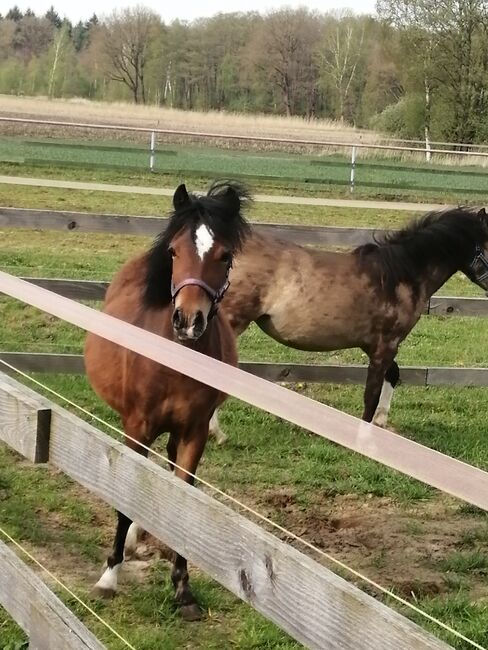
[145,180,251,341]
[461,208,488,292]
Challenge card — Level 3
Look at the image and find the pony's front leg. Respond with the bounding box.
[170,423,209,621]
[92,510,132,598]
[93,420,153,598]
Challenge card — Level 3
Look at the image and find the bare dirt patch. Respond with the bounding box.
[250,488,488,600]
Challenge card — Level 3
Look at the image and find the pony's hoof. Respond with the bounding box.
[216,434,228,446]
[180,603,202,621]
[90,585,116,600]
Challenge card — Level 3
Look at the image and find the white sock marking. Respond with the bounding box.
[125,522,140,556]
[94,565,120,592]
[195,224,214,260]
[372,380,395,427]
[209,410,227,444]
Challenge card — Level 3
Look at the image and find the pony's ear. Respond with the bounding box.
[173,184,190,210]
[222,185,241,214]
[478,207,487,219]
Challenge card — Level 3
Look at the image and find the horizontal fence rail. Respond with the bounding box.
[0,538,105,650]
[0,206,381,245]
[16,278,488,317]
[0,272,487,513]
[4,352,488,387]
[0,373,453,650]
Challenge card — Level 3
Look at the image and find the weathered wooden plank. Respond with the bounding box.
[0,207,377,245]
[0,374,51,462]
[0,354,426,385]
[0,540,105,650]
[428,295,488,316]
[16,278,488,318]
[21,278,108,301]
[0,352,85,374]
[1,273,487,512]
[39,396,450,650]
[427,366,488,386]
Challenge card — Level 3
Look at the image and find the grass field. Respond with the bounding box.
[2,135,488,205]
[2,170,488,649]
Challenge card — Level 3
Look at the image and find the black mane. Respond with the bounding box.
[354,207,488,298]
[144,180,252,308]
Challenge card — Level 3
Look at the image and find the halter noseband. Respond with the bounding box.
[469,245,488,286]
[170,270,231,319]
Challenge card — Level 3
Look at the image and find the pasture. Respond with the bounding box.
[2,165,488,648]
[2,135,488,204]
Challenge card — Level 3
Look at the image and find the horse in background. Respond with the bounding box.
[209,207,488,441]
[84,180,250,620]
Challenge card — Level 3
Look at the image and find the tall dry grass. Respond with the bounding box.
[0,94,381,143]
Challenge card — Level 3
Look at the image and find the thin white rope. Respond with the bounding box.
[0,525,136,650]
[0,357,485,650]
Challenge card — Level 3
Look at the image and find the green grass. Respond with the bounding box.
[2,133,488,203]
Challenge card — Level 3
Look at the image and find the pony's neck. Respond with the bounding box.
[420,262,458,299]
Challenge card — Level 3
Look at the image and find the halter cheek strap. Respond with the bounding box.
[470,246,488,285]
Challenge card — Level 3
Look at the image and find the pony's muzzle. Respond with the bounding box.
[172,308,207,341]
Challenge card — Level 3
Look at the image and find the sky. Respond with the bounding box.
[7,0,377,24]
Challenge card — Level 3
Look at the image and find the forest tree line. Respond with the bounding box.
[2,1,488,144]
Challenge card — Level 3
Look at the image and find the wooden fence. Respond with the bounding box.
[0,346,456,649]
[0,538,105,650]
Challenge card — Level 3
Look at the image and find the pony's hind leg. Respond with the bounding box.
[372,361,400,427]
[208,409,227,445]
[170,423,209,621]
[362,349,397,423]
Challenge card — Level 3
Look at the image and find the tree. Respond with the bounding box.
[6,6,23,22]
[14,16,54,62]
[45,6,62,29]
[377,0,488,144]
[102,7,161,104]
[319,12,366,122]
[245,9,323,116]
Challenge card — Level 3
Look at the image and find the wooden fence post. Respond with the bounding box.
[0,374,51,463]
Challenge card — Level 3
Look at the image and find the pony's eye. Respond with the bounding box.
[168,246,176,258]
[220,252,232,265]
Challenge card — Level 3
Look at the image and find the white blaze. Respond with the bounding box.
[195,224,214,260]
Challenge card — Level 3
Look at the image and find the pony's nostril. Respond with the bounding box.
[172,308,183,329]
[193,310,204,332]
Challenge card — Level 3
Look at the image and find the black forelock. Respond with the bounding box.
[143,180,252,308]
[354,207,488,298]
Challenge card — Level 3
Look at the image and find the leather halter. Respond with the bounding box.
[170,268,231,319]
[469,246,488,287]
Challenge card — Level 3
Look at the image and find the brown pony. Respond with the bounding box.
[84,180,250,620]
[209,207,488,441]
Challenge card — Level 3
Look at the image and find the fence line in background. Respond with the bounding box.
[2,352,488,387]
[15,277,488,317]
[1,115,488,160]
